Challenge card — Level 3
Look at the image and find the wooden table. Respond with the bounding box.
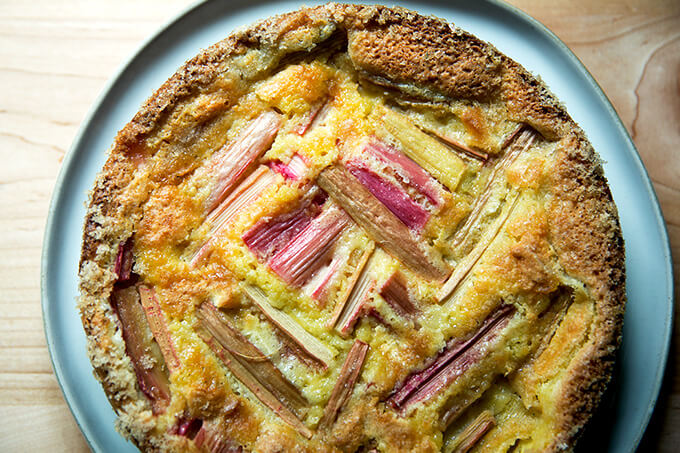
[1,0,677,450]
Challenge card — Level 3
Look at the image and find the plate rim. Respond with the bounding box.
[40,1,674,451]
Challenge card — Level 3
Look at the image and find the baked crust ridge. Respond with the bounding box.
[78,4,625,451]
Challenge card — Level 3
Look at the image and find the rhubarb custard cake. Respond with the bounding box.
[78,4,625,452]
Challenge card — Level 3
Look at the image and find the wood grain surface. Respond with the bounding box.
[0,0,677,451]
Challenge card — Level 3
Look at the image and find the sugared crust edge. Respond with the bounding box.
[78,4,625,451]
[544,133,626,451]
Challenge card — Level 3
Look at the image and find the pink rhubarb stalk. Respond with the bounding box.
[304,249,350,305]
[387,305,515,413]
[114,237,134,282]
[111,286,171,414]
[378,107,466,191]
[307,258,340,302]
[346,160,429,231]
[317,165,449,281]
[206,166,278,228]
[269,203,350,286]
[192,166,279,267]
[204,111,282,215]
[269,153,309,181]
[138,285,180,372]
[171,417,203,439]
[363,139,444,206]
[242,191,324,261]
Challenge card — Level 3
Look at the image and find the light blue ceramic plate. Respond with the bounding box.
[42,1,673,451]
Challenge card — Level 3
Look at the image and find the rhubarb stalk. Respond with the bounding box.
[194,422,243,453]
[323,243,375,322]
[440,291,575,428]
[207,166,279,228]
[500,124,525,150]
[330,249,376,337]
[317,165,449,281]
[387,305,515,413]
[192,166,279,267]
[424,128,489,162]
[242,284,336,367]
[451,129,535,250]
[304,255,342,304]
[138,285,180,372]
[196,303,309,418]
[445,411,496,453]
[200,330,312,439]
[268,203,350,286]
[111,286,171,414]
[362,139,444,206]
[379,271,418,317]
[319,340,369,429]
[438,192,520,303]
[293,99,331,135]
[269,153,309,181]
[171,418,203,439]
[346,160,429,231]
[204,111,282,214]
[114,237,134,282]
[378,107,466,191]
[242,190,324,261]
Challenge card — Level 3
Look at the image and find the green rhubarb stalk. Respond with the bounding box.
[242,284,336,367]
[378,107,466,191]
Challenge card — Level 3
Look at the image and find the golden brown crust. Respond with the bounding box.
[115,35,245,152]
[544,133,625,450]
[79,3,625,451]
[346,9,503,100]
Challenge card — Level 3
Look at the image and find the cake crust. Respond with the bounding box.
[78,4,625,452]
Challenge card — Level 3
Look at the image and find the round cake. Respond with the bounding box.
[78,4,625,452]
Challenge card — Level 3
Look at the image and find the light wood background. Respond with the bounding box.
[0,0,677,450]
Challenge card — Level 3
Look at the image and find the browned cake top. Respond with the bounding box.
[78,4,625,452]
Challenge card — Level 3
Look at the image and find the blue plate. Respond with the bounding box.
[42,1,673,451]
